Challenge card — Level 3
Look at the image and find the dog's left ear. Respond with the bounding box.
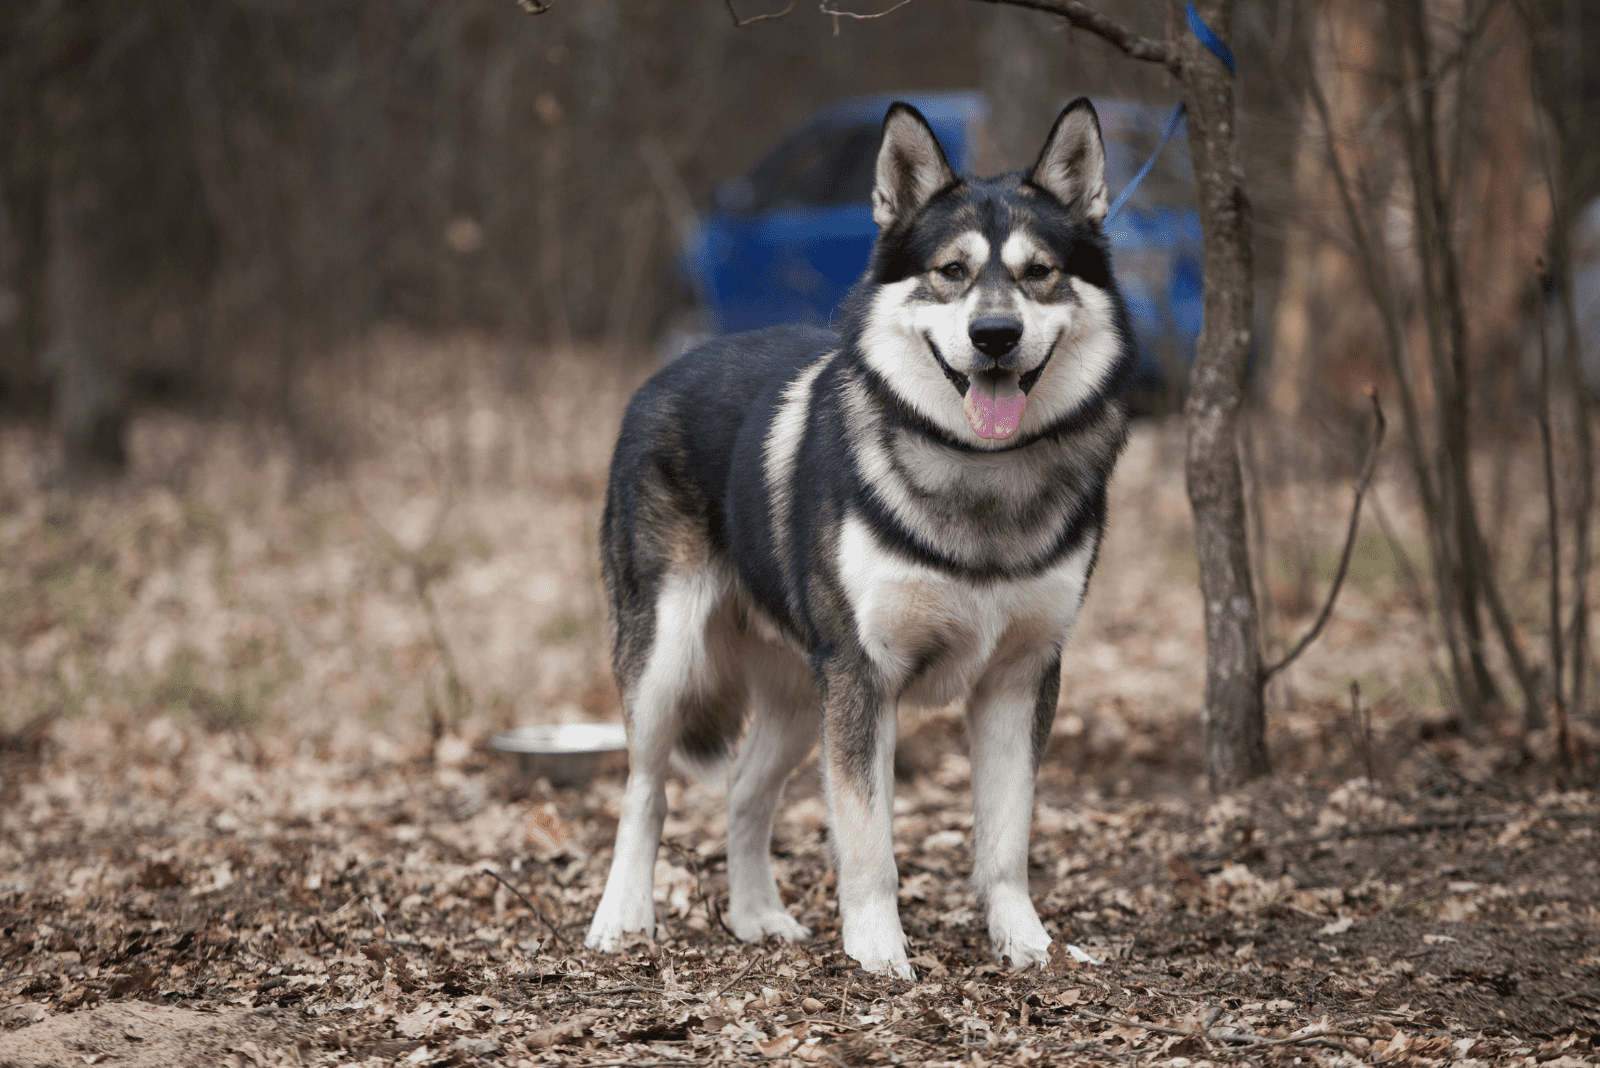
[873,103,958,231]
[1028,98,1109,226]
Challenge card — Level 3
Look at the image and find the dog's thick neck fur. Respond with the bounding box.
[817,103,1134,581]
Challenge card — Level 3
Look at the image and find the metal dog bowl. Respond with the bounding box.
[491,723,628,788]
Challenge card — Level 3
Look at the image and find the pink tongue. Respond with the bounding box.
[964,377,1026,439]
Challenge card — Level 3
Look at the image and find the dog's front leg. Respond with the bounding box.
[820,667,912,979]
[967,651,1060,968]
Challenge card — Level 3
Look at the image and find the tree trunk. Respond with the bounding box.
[1177,0,1269,790]
[46,159,129,483]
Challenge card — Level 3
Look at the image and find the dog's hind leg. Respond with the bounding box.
[586,568,725,952]
[725,660,817,942]
[967,650,1060,968]
[585,688,675,951]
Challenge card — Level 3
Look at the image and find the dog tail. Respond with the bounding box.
[665,689,744,785]
[669,746,732,785]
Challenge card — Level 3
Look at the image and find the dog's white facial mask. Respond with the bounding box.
[870,99,1110,445]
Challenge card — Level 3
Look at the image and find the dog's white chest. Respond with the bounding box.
[837,514,1092,704]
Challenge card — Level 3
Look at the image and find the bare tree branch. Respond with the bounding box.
[1522,0,1594,721]
[818,0,917,21]
[965,0,1177,71]
[1261,389,1386,684]
[514,0,557,13]
[1298,11,1480,724]
[726,0,796,27]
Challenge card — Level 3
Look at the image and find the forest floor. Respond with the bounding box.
[2,333,1598,1067]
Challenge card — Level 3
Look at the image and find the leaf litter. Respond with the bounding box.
[2,333,1598,1066]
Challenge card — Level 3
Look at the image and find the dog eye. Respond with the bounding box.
[1025,263,1052,280]
[939,262,966,279]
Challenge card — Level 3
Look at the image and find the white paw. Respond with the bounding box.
[850,950,915,981]
[585,893,655,952]
[987,886,1052,968]
[727,905,812,943]
[993,930,1053,968]
[842,904,914,980]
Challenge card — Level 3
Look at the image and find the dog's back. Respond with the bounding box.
[601,324,833,754]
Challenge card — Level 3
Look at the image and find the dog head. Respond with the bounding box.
[856,99,1131,449]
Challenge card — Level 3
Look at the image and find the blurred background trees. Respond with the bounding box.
[0,1,999,472]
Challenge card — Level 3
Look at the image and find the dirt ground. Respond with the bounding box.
[3,334,1598,1067]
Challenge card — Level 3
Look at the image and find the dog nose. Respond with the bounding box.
[969,316,1022,359]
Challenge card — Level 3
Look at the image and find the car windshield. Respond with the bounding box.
[746,124,882,212]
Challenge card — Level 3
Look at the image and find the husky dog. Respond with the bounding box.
[586,99,1134,978]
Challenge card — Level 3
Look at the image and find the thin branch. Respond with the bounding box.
[480,867,570,948]
[514,0,557,13]
[1351,0,1505,148]
[663,839,738,940]
[1042,1007,1356,1055]
[1351,680,1377,781]
[710,954,762,999]
[1389,0,1494,724]
[1522,2,1594,718]
[817,0,916,20]
[1261,389,1386,684]
[965,0,1177,70]
[725,0,796,27]
[346,482,472,722]
[1466,490,1546,730]
[1300,11,1475,719]
[1189,809,1597,865]
[1535,260,1562,712]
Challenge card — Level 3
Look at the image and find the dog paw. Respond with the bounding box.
[987,887,1052,968]
[850,951,916,981]
[993,932,1053,969]
[728,907,812,943]
[585,898,655,952]
[842,909,914,980]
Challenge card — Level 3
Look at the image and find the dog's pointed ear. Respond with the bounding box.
[873,103,958,231]
[1028,98,1109,225]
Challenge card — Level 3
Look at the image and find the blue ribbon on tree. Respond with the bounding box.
[1105,103,1187,224]
[1185,0,1237,76]
[1105,2,1236,224]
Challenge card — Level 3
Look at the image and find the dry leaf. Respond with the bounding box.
[525,804,573,856]
[525,1011,598,1048]
[758,1022,810,1058]
[1318,916,1354,936]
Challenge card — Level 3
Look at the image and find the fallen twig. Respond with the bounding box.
[1045,1006,1358,1055]
[1262,389,1386,684]
[480,866,569,948]
[710,954,761,999]
[664,839,738,940]
[1191,808,1596,864]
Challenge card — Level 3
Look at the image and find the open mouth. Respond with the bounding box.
[963,370,1026,440]
[927,335,1056,441]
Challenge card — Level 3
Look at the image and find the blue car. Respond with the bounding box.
[666,91,1202,396]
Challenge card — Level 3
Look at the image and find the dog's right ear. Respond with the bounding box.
[873,103,957,232]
